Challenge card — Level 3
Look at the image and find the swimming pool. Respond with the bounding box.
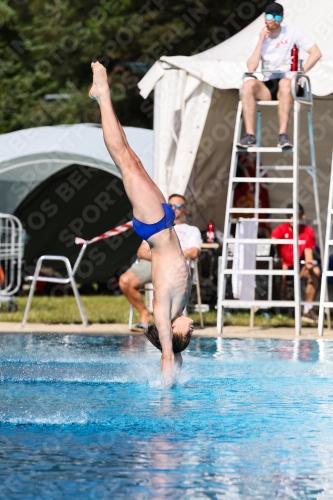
[1,333,333,499]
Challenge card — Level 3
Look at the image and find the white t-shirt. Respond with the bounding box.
[174,223,202,252]
[249,26,315,81]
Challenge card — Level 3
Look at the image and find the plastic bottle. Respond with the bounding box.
[206,220,215,243]
[291,44,298,71]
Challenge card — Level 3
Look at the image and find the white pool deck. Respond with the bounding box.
[0,322,332,340]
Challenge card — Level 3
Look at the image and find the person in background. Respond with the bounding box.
[238,2,322,149]
[120,194,202,332]
[271,202,321,323]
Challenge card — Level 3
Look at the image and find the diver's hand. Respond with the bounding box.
[161,353,176,388]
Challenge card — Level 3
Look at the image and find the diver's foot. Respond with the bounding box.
[89,62,110,102]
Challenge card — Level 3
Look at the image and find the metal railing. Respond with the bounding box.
[0,213,25,310]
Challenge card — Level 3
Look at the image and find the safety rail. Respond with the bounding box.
[0,213,25,311]
[239,71,312,106]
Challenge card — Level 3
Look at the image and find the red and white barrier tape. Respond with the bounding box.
[75,221,133,245]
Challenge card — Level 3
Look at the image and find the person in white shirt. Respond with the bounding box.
[237,2,322,149]
[119,194,202,332]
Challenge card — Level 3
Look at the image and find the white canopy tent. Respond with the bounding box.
[0,123,153,214]
[138,0,333,230]
[0,124,154,282]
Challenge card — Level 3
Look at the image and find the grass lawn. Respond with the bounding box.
[0,295,307,327]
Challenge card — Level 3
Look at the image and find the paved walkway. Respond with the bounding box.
[0,322,332,339]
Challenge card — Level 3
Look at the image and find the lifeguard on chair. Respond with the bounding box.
[237,2,322,150]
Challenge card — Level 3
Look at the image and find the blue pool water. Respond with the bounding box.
[1,334,333,499]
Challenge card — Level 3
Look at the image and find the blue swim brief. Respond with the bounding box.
[132,203,175,241]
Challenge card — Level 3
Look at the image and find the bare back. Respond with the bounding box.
[149,227,191,319]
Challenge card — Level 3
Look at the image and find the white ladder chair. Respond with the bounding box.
[217,72,325,335]
[318,152,333,335]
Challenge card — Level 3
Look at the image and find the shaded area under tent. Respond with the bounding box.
[14,163,141,286]
[0,124,153,287]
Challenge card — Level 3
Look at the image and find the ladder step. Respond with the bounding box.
[328,240,333,245]
[221,269,295,275]
[238,147,293,153]
[257,101,279,106]
[229,208,293,214]
[261,166,313,171]
[325,271,333,277]
[322,302,333,307]
[220,300,296,308]
[230,218,295,223]
[232,177,293,183]
[226,238,303,245]
[300,301,320,306]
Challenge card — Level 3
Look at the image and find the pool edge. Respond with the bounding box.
[0,322,331,340]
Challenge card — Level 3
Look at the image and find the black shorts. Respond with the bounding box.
[263,79,280,100]
[263,78,304,101]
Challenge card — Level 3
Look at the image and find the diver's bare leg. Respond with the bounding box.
[90,62,175,377]
[89,62,165,224]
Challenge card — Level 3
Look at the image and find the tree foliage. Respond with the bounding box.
[0,0,270,133]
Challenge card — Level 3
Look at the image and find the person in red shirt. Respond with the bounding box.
[271,203,321,322]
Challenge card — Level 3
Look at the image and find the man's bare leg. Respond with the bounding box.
[277,78,293,134]
[300,266,321,303]
[119,272,152,324]
[281,263,289,300]
[241,79,271,134]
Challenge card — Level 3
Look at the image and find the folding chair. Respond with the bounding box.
[21,222,133,327]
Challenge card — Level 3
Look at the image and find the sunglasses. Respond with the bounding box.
[266,13,282,22]
[169,203,185,210]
